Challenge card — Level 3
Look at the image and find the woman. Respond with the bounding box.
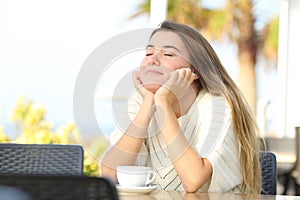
[101,20,262,194]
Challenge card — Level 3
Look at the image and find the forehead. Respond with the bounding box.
[148,31,189,56]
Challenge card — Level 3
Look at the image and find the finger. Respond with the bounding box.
[162,71,177,92]
[183,68,192,79]
[183,68,198,84]
[177,68,193,85]
[169,70,179,81]
[170,69,184,83]
[179,68,193,79]
[132,71,142,89]
[191,72,199,80]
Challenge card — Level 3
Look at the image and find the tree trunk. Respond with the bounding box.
[235,0,257,116]
[237,53,257,116]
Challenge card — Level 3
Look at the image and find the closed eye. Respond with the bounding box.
[163,49,176,57]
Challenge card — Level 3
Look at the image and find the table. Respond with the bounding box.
[119,190,300,200]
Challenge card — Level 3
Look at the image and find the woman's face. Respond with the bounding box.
[139,30,191,93]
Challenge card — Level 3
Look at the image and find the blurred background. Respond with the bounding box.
[1,0,300,195]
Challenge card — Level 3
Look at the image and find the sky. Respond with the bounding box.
[0,0,149,135]
[0,0,280,137]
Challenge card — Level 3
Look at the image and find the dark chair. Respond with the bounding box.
[0,143,83,176]
[0,175,119,200]
[260,151,277,195]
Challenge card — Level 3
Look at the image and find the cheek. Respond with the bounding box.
[139,59,147,71]
[166,60,190,70]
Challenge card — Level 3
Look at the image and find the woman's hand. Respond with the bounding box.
[154,68,198,105]
[132,71,155,101]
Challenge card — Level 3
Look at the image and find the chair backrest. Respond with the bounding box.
[0,175,119,200]
[260,151,277,195]
[0,143,83,176]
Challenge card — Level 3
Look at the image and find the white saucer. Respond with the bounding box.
[116,184,159,195]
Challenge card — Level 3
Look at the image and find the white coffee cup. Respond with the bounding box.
[117,166,156,187]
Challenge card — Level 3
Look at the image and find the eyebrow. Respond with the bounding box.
[146,44,181,53]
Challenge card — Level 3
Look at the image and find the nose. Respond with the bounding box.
[148,53,160,66]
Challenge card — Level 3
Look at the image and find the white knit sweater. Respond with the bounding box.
[109,90,242,193]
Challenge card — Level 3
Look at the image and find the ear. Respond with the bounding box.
[191,67,199,78]
[191,67,196,73]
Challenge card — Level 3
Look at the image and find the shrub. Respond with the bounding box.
[0,96,106,176]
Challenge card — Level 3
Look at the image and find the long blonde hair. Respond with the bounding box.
[152,20,262,194]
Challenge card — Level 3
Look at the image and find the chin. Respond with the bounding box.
[144,84,161,93]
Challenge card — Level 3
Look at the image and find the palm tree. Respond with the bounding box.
[131,0,279,115]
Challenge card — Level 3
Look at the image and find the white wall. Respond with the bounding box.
[282,0,300,137]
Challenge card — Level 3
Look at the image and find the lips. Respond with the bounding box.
[139,66,171,92]
[145,69,163,75]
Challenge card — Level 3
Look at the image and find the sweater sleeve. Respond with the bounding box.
[108,90,142,143]
[107,91,150,166]
[206,125,242,192]
[193,95,242,192]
